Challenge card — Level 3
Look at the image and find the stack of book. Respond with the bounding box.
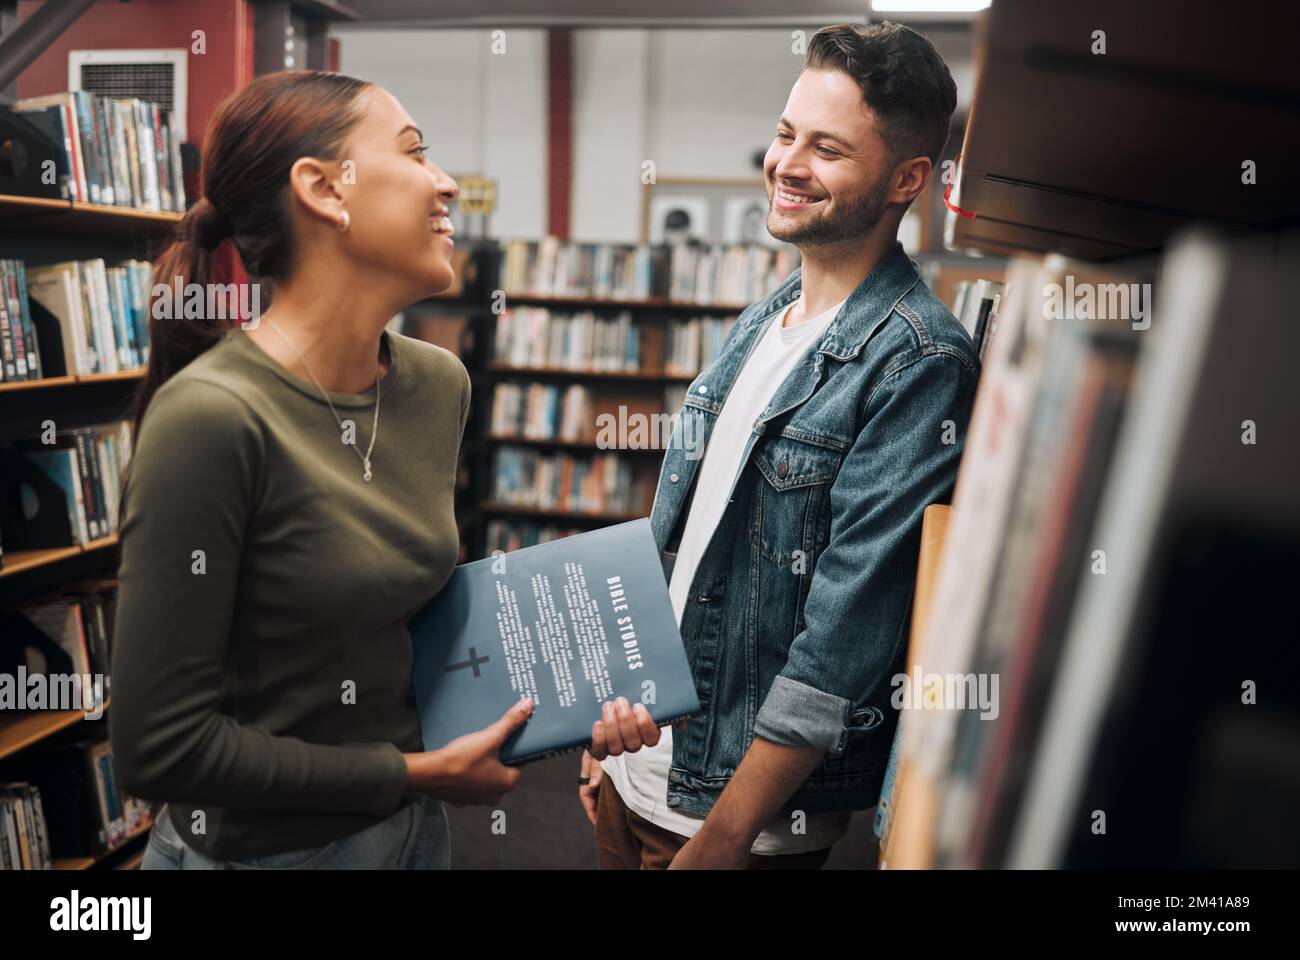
[490,382,593,442]
[14,92,187,212]
[491,446,652,516]
[18,581,119,703]
[0,784,51,870]
[17,259,153,378]
[664,316,735,376]
[0,420,133,558]
[4,741,151,864]
[0,259,42,382]
[501,238,796,305]
[493,308,641,372]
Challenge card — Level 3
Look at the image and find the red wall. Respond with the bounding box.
[16,0,254,152]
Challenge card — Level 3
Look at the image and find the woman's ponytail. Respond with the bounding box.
[131,196,231,434]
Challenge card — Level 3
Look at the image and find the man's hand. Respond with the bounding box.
[588,697,661,760]
[668,829,750,869]
[578,749,603,825]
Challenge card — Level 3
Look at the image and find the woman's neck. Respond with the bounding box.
[248,273,396,394]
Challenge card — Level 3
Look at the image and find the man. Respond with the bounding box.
[580,21,979,868]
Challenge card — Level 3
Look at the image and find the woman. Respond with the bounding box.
[111,71,658,870]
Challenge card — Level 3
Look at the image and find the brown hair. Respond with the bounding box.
[133,70,372,433]
[805,21,957,169]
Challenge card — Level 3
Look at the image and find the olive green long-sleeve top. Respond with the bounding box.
[110,326,468,861]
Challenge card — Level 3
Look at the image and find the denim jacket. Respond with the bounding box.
[653,240,980,819]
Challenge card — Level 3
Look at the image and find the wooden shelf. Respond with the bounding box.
[0,697,112,762]
[0,194,182,237]
[485,362,694,383]
[485,434,666,454]
[501,293,747,313]
[480,501,647,524]
[51,818,152,871]
[0,369,144,394]
[0,534,119,581]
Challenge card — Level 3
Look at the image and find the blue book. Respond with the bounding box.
[409,518,699,764]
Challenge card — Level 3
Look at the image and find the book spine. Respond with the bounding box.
[13,261,41,380]
[74,92,100,204]
[3,262,29,380]
[59,99,83,203]
[0,267,16,380]
[169,110,186,211]
[71,432,102,540]
[153,105,172,213]
[90,93,114,206]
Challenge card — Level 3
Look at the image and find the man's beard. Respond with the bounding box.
[766,177,892,246]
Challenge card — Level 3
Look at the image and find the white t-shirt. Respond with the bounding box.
[601,294,854,855]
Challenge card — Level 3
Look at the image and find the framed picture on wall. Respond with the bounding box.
[641,177,784,249]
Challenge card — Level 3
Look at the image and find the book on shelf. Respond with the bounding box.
[21,258,153,379]
[501,237,797,305]
[13,91,186,213]
[950,278,1005,361]
[1005,229,1300,869]
[0,783,51,870]
[5,739,151,863]
[0,420,133,553]
[490,381,594,443]
[664,315,735,376]
[409,518,700,764]
[1,580,118,723]
[491,445,653,517]
[0,259,42,382]
[885,252,1146,869]
[485,519,586,555]
[493,307,641,372]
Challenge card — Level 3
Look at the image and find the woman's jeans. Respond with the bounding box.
[141,795,450,869]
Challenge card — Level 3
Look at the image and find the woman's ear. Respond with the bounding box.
[287,155,347,227]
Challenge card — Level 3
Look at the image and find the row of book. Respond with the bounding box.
[0,421,134,566]
[13,581,119,702]
[15,91,187,212]
[490,381,594,443]
[0,259,41,382]
[484,519,586,555]
[493,308,642,372]
[891,253,1141,869]
[18,258,154,379]
[500,238,797,305]
[2,742,151,867]
[490,446,654,517]
[950,278,1004,362]
[664,316,736,376]
[877,231,1292,869]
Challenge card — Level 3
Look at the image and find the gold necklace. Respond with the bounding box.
[265,319,382,482]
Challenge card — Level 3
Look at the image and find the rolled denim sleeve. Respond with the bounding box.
[752,348,978,757]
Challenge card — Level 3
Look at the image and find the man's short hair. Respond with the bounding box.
[805,21,958,169]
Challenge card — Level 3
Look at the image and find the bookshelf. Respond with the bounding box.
[453,238,792,558]
[876,0,1300,871]
[0,182,176,871]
